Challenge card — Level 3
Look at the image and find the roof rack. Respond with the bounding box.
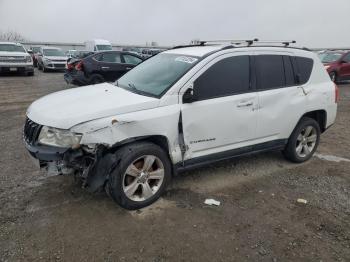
[199,38,259,46]
[172,39,299,50]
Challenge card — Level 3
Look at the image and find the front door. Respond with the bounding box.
[181,54,258,160]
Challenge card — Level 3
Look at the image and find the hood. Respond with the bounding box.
[0,51,29,57]
[27,83,160,129]
[44,55,68,60]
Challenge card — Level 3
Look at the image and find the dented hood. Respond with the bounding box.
[27,83,160,129]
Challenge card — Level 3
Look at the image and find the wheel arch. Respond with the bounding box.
[300,110,327,133]
[108,135,171,157]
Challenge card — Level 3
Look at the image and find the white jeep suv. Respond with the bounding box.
[24,41,338,209]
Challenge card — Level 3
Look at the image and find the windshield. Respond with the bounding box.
[43,49,65,56]
[32,47,41,53]
[116,53,199,97]
[321,53,343,63]
[0,44,26,52]
[96,45,112,51]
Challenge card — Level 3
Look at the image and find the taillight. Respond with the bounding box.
[335,83,340,103]
[75,61,83,71]
[67,63,74,70]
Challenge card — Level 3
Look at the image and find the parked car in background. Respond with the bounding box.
[37,47,68,72]
[0,42,34,76]
[141,48,163,59]
[122,47,142,56]
[64,51,144,86]
[85,39,112,52]
[30,46,41,67]
[320,50,350,82]
[66,50,79,59]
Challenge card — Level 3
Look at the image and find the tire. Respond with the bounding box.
[329,71,338,83]
[89,74,104,84]
[38,63,42,70]
[108,142,171,210]
[42,65,47,73]
[26,71,34,76]
[283,117,320,163]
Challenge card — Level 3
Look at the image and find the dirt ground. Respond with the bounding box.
[0,69,349,262]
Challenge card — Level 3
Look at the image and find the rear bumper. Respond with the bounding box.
[64,70,89,86]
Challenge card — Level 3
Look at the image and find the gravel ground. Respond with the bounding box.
[0,69,349,261]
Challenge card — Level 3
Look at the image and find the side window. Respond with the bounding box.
[342,53,350,63]
[101,53,121,63]
[194,55,250,100]
[283,56,296,86]
[255,55,285,90]
[123,54,142,65]
[94,54,103,61]
[295,57,314,85]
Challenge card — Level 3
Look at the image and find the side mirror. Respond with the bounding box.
[183,87,196,103]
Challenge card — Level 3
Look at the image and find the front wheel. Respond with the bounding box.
[283,117,320,163]
[108,142,171,210]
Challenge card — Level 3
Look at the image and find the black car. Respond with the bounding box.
[64,51,144,86]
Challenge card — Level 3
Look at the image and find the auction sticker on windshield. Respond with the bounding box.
[175,56,198,64]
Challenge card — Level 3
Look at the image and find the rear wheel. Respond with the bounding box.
[108,142,171,210]
[283,117,320,163]
[89,74,104,84]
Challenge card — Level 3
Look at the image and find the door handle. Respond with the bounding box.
[237,101,253,107]
[126,67,132,70]
[101,66,110,70]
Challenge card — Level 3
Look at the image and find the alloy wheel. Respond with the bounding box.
[122,155,165,202]
[295,126,317,158]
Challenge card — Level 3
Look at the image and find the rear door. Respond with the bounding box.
[98,52,124,81]
[338,53,350,79]
[254,53,309,143]
[181,53,259,160]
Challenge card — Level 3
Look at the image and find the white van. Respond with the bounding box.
[85,39,112,52]
[24,40,338,210]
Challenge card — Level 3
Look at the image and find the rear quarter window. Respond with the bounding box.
[295,57,314,85]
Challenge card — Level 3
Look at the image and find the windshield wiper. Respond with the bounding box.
[128,83,137,91]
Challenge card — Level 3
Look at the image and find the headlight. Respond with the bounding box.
[43,58,51,63]
[38,126,82,148]
[26,56,32,63]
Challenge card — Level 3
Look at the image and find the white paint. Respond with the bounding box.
[204,199,221,206]
[314,153,350,163]
[26,46,337,168]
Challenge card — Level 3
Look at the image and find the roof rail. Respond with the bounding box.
[255,40,296,47]
[199,38,259,46]
[172,39,302,50]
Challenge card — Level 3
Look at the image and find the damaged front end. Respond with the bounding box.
[23,118,115,192]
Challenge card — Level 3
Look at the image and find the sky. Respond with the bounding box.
[0,0,349,48]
